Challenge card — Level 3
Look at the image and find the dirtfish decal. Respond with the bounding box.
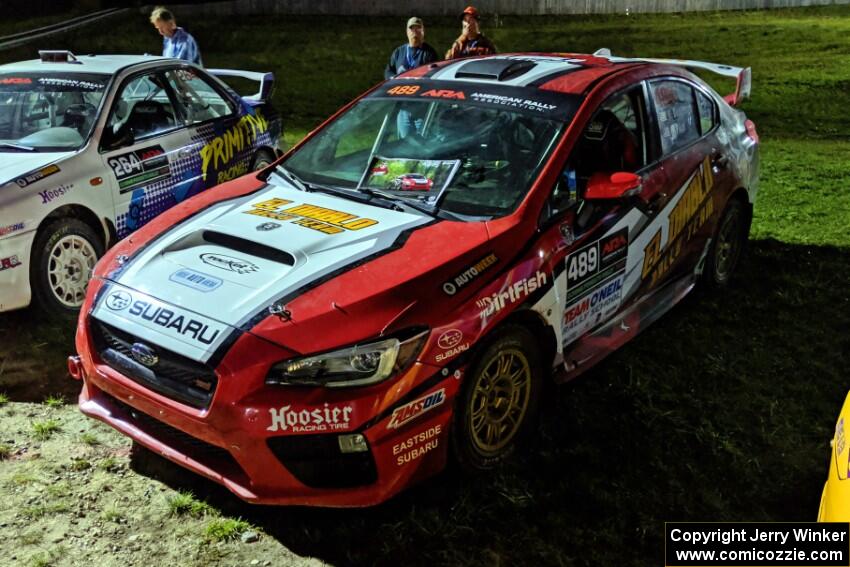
[200,109,268,181]
[476,271,547,319]
[642,157,715,286]
[244,197,379,235]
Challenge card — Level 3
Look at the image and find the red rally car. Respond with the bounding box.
[70,52,758,507]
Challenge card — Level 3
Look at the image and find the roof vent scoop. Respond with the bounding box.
[454,58,537,81]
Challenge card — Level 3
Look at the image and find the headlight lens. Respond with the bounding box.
[266,329,428,388]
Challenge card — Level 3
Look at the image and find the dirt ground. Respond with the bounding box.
[0,399,327,567]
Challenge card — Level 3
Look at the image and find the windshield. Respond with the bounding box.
[0,72,109,151]
[284,87,573,218]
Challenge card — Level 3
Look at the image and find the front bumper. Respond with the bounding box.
[0,230,35,312]
[76,317,460,507]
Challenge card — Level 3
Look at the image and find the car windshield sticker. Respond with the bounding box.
[108,145,171,193]
[372,79,580,121]
[0,73,107,92]
[37,77,105,91]
[562,228,629,345]
[15,164,60,188]
[642,157,715,287]
[244,198,379,235]
[365,157,460,201]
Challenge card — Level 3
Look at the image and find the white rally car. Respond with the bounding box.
[0,51,281,314]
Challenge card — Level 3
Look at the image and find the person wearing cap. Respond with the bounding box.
[384,17,439,80]
[445,6,497,60]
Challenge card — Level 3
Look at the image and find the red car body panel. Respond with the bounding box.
[74,53,758,507]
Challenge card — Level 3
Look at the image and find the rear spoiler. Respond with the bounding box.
[207,69,275,103]
[593,49,752,106]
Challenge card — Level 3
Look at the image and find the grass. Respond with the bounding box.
[43,395,64,408]
[31,420,60,441]
[0,443,10,459]
[203,518,253,543]
[79,432,99,446]
[0,6,849,567]
[166,490,214,518]
[101,503,125,523]
[98,456,120,472]
[0,392,8,405]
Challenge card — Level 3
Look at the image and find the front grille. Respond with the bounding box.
[106,393,247,480]
[91,320,218,409]
[267,435,377,488]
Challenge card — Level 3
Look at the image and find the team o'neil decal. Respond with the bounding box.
[642,156,715,286]
[107,145,171,193]
[243,197,378,235]
[562,227,628,346]
[442,253,498,296]
[102,289,223,346]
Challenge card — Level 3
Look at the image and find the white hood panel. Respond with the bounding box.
[93,175,431,362]
[0,152,73,187]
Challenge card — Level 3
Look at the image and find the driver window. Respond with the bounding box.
[106,72,178,144]
[162,68,233,125]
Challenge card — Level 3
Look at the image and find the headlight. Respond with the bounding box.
[266,329,428,388]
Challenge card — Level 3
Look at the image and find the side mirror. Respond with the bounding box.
[585,171,642,200]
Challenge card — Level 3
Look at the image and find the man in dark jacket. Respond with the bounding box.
[384,17,439,79]
[446,6,497,60]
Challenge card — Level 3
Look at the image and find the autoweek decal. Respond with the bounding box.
[15,164,59,188]
[243,197,379,235]
[442,252,498,296]
[107,145,171,193]
[642,157,715,287]
[562,228,628,346]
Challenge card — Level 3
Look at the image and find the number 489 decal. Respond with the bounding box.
[567,246,597,284]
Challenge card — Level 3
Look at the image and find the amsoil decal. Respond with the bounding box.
[442,253,498,295]
[108,146,171,193]
[0,255,22,271]
[244,198,379,235]
[200,110,268,182]
[266,403,354,433]
[388,389,446,430]
[15,164,59,188]
[393,424,442,466]
[39,183,73,204]
[476,271,547,319]
[0,222,24,237]
[562,228,629,346]
[642,157,715,286]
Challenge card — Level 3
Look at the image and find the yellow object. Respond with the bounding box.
[818,391,850,521]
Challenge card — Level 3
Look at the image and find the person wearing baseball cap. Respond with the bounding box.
[384,16,439,80]
[445,5,497,60]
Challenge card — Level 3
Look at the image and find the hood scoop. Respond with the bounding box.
[202,231,295,266]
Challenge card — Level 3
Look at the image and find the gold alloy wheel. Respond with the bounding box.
[469,348,532,454]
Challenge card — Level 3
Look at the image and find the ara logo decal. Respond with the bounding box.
[200,253,259,275]
[421,89,466,100]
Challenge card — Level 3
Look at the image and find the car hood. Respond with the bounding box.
[0,151,73,187]
[91,173,434,363]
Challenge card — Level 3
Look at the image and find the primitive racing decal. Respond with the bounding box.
[200,110,268,183]
[244,197,379,235]
[642,157,715,287]
[562,227,629,346]
[108,145,171,193]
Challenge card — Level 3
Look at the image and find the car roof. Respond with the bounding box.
[0,54,175,76]
[398,53,651,95]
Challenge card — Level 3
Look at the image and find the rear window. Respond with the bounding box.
[650,80,699,155]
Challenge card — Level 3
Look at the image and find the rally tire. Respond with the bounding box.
[251,148,276,171]
[451,325,543,472]
[702,197,749,287]
[30,218,104,317]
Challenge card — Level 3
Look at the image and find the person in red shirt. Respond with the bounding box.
[445,6,497,60]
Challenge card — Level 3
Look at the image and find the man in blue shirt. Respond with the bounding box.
[150,6,203,66]
[384,17,438,80]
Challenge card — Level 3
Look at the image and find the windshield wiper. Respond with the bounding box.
[272,165,311,192]
[0,142,35,152]
[358,187,438,218]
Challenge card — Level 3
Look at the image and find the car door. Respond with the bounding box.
[637,77,729,291]
[100,69,195,239]
[163,67,265,190]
